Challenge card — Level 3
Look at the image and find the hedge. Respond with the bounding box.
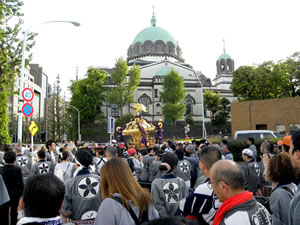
[228,138,279,161]
[178,137,280,161]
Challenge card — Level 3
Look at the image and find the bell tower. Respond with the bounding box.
[214,40,234,90]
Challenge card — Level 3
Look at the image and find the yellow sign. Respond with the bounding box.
[29,121,39,136]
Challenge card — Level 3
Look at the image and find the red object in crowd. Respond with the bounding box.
[185,136,190,140]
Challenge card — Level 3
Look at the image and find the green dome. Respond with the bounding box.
[218,53,232,60]
[156,66,173,76]
[132,24,176,46]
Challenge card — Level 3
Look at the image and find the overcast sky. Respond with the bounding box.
[22,0,300,96]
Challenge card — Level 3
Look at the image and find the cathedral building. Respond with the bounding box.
[101,12,235,122]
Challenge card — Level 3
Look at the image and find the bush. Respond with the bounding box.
[115,113,135,128]
[227,140,250,161]
[185,114,194,126]
[227,138,279,161]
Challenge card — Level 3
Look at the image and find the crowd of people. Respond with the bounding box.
[0,129,300,225]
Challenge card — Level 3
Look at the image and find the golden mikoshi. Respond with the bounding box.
[116,102,163,149]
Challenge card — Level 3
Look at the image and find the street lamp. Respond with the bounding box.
[189,73,206,139]
[17,20,80,146]
[65,104,81,142]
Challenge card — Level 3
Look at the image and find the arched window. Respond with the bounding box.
[157,45,161,52]
[147,45,151,53]
[221,64,225,71]
[185,95,195,115]
[168,45,173,54]
[138,94,151,114]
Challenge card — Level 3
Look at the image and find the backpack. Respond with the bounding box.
[111,195,148,225]
[255,185,294,214]
[56,162,72,182]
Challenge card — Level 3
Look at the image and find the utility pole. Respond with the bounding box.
[56,74,61,141]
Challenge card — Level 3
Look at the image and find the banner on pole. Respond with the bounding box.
[107,117,115,134]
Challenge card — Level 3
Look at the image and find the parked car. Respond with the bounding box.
[234,130,277,140]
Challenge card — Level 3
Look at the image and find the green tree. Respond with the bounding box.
[231,66,257,100]
[280,52,300,97]
[0,0,35,146]
[203,90,221,120]
[213,97,231,126]
[232,54,300,101]
[107,57,141,116]
[69,67,107,125]
[160,69,186,125]
[185,114,194,126]
[115,113,135,128]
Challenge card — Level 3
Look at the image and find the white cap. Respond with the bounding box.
[242,149,253,158]
[164,148,172,153]
[112,140,117,144]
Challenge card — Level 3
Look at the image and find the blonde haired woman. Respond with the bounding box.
[94,157,159,225]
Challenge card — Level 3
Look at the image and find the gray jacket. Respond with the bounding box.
[139,155,155,182]
[132,158,143,180]
[94,193,159,225]
[29,160,54,177]
[219,197,271,225]
[92,156,107,175]
[0,151,4,165]
[174,159,191,182]
[0,175,9,205]
[15,154,32,183]
[63,170,101,220]
[149,160,163,182]
[244,160,262,193]
[194,175,207,188]
[288,183,300,225]
[151,173,188,217]
[270,182,297,225]
[249,144,258,160]
[54,162,74,182]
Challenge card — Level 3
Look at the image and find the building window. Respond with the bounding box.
[168,45,173,54]
[157,45,161,52]
[185,98,194,115]
[290,124,300,135]
[154,89,158,98]
[221,64,225,71]
[256,124,267,130]
[276,125,286,136]
[147,45,151,53]
[156,103,161,114]
[138,95,151,114]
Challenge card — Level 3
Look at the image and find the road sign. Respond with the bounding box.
[22,103,34,117]
[107,117,115,133]
[22,88,34,102]
[29,121,39,136]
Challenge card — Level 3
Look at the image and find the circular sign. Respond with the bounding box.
[22,103,34,117]
[22,88,34,102]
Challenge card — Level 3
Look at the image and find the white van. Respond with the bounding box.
[234,130,277,140]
